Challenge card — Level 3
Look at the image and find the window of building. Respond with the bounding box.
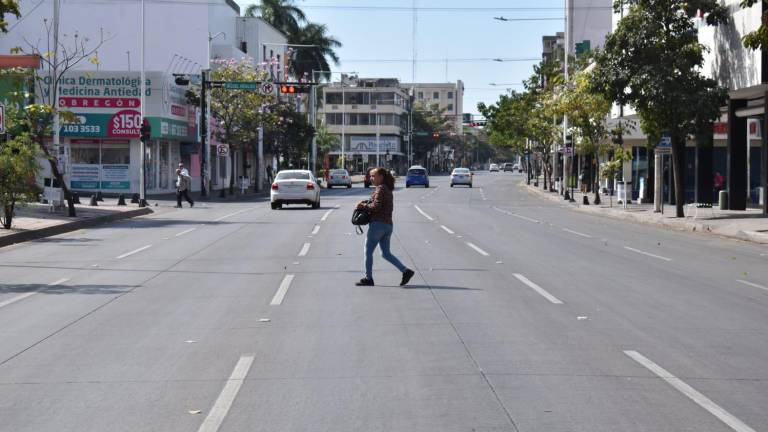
[447,104,453,111]
[101,145,130,164]
[433,91,439,99]
[70,144,99,164]
[417,92,423,99]
[447,91,453,99]
[326,93,343,105]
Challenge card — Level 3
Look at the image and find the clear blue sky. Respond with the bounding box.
[236,0,567,116]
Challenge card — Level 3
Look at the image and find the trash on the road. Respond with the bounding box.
[188,410,202,415]
[293,261,300,265]
[259,318,271,322]
[184,340,197,344]
[577,316,589,320]
[495,261,503,264]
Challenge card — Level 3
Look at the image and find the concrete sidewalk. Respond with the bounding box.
[0,199,153,248]
[523,181,768,244]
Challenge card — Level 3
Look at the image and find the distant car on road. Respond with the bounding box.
[270,170,321,209]
[327,169,352,188]
[489,163,500,172]
[450,168,473,187]
[503,163,514,172]
[405,166,429,188]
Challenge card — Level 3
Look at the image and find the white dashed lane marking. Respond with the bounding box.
[440,225,455,235]
[466,242,490,257]
[0,278,69,309]
[298,243,311,257]
[196,355,255,432]
[513,273,563,304]
[116,245,152,259]
[624,350,757,432]
[736,279,768,292]
[414,205,434,221]
[270,275,295,306]
[623,246,672,262]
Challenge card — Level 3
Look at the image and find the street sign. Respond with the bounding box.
[414,131,429,137]
[225,81,259,90]
[260,83,274,95]
[0,104,4,134]
[656,135,672,154]
[217,145,229,156]
[209,81,225,89]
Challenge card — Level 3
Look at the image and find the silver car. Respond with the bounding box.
[327,169,352,188]
[450,168,473,187]
[270,170,321,209]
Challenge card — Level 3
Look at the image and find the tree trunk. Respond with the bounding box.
[2,201,14,229]
[38,137,76,217]
[593,153,601,205]
[672,136,685,217]
[229,149,236,194]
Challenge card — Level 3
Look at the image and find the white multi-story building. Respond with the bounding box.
[1,0,288,195]
[568,0,612,54]
[403,81,464,134]
[319,78,410,173]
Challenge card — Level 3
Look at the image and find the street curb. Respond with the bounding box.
[0,207,153,249]
[520,181,768,244]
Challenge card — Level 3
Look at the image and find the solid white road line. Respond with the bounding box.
[298,243,311,257]
[624,246,672,262]
[311,225,321,235]
[196,355,255,432]
[736,279,768,292]
[440,225,455,235]
[466,242,490,257]
[116,245,152,259]
[321,209,334,221]
[624,350,756,432]
[414,205,434,221]
[562,228,592,238]
[175,228,197,237]
[0,278,70,309]
[214,206,256,222]
[270,274,295,306]
[513,273,564,304]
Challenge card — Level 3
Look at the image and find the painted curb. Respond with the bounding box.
[0,207,153,249]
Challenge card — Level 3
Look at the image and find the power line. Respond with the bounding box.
[297,4,610,12]
[342,57,540,63]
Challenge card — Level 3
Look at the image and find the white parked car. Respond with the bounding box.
[489,163,500,172]
[270,170,321,209]
[327,169,352,188]
[450,168,473,187]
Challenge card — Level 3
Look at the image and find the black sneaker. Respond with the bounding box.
[355,278,374,286]
[400,269,415,286]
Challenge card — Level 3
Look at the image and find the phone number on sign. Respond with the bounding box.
[62,124,101,134]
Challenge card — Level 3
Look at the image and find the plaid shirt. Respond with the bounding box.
[365,185,394,225]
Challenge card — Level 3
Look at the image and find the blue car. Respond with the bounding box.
[405,166,429,188]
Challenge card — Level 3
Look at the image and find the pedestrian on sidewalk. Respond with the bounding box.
[266,164,274,184]
[355,167,415,287]
[714,171,724,196]
[175,165,194,208]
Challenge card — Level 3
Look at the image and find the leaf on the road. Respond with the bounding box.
[188,410,202,415]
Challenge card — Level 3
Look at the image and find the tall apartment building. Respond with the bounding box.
[318,78,410,173]
[403,81,464,134]
[542,32,565,63]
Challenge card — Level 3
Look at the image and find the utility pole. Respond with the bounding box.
[200,69,209,197]
[139,0,147,207]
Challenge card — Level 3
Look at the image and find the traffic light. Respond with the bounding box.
[279,84,310,94]
[432,132,440,140]
[140,118,151,142]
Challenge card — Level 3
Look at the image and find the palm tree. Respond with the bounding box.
[244,0,306,37]
[289,23,341,81]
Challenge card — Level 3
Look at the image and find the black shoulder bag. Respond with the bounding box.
[351,200,371,235]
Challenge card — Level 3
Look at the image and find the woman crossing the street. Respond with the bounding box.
[355,168,415,287]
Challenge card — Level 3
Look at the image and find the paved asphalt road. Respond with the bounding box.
[1,171,767,432]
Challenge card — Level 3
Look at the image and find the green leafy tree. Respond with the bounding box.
[244,1,342,81]
[314,123,339,164]
[592,0,728,217]
[739,0,768,49]
[264,102,315,169]
[559,65,612,204]
[411,102,452,168]
[0,0,20,33]
[209,59,274,193]
[0,134,40,229]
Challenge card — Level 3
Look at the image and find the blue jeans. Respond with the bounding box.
[365,222,407,279]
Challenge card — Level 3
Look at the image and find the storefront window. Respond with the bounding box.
[101,145,130,164]
[71,145,99,164]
